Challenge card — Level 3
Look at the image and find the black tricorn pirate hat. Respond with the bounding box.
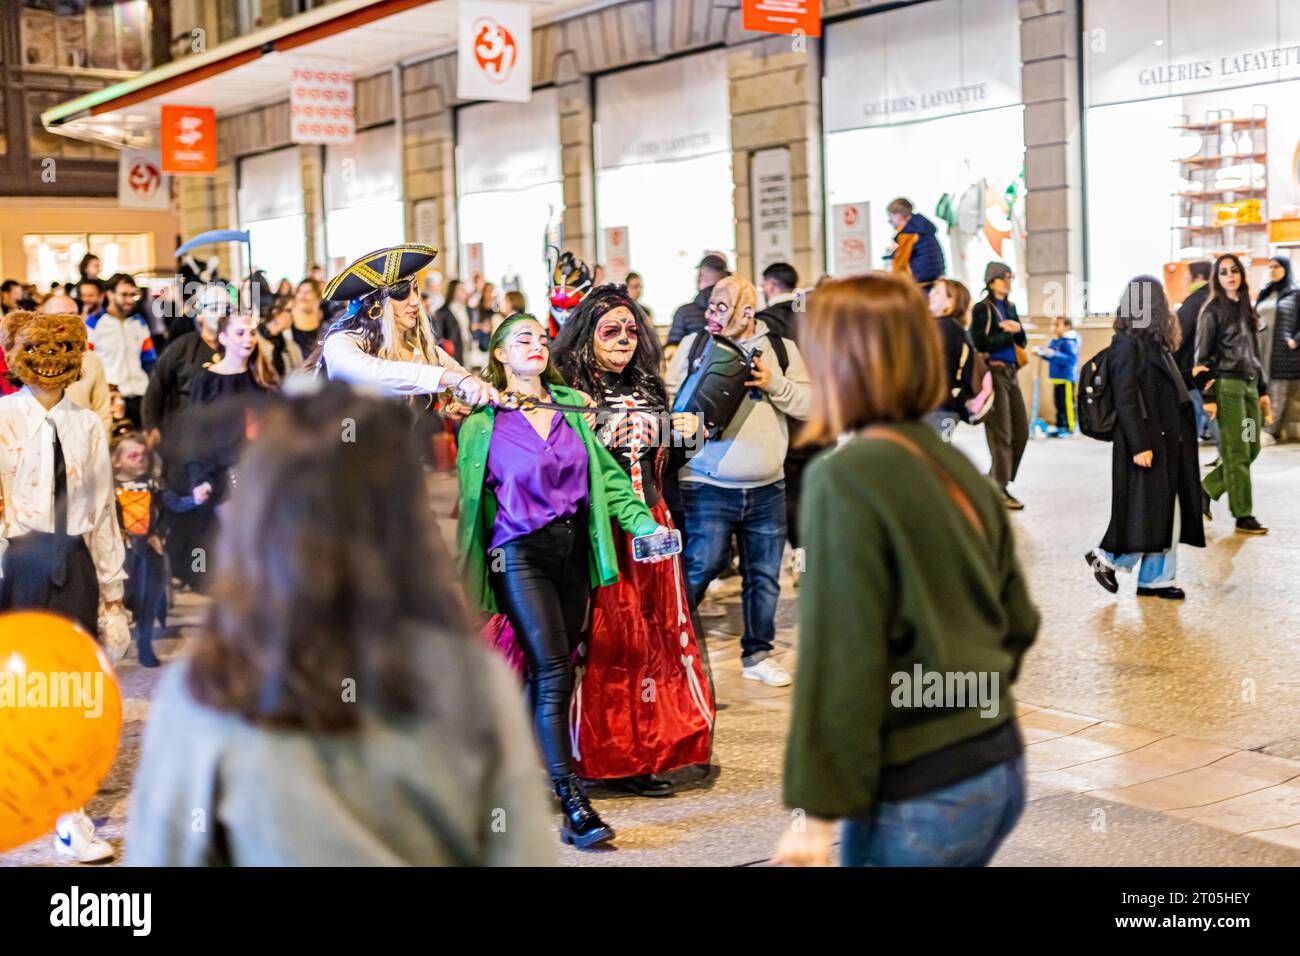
[322,243,439,302]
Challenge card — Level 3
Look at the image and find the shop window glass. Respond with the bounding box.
[22,232,152,289]
[824,106,1028,313]
[456,91,563,315]
[594,51,735,325]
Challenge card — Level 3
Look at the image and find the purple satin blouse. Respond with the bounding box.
[486,409,589,549]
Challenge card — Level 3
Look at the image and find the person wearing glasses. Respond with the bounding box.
[1195,253,1271,535]
[309,245,499,410]
[85,273,156,428]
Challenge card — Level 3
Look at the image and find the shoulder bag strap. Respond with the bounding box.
[861,427,986,541]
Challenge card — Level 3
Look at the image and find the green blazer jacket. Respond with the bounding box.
[455,383,660,614]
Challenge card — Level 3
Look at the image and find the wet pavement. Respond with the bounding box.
[4,426,1298,866]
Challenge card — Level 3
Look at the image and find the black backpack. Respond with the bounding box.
[1077,346,1116,440]
[1077,343,1146,441]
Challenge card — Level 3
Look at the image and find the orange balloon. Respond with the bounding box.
[0,611,123,854]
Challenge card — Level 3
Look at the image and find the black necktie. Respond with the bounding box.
[51,420,68,537]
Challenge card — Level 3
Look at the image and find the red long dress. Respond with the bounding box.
[481,384,714,777]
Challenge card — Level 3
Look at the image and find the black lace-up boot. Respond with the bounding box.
[556,774,615,849]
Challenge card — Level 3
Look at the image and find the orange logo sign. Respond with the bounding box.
[160,105,216,175]
[472,18,518,83]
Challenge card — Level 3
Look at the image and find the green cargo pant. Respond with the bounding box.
[1202,376,1261,518]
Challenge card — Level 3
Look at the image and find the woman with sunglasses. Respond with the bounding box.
[551,285,714,798]
[1194,253,1271,534]
[311,245,498,409]
[456,312,670,849]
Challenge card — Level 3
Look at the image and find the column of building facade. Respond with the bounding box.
[727,31,824,286]
[400,56,458,275]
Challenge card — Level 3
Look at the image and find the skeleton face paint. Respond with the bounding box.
[705,276,757,339]
[1,311,86,391]
[592,306,639,372]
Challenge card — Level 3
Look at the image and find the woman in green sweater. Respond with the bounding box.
[775,274,1040,867]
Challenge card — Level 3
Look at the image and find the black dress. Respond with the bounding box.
[185,367,264,505]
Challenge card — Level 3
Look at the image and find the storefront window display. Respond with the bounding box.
[22,232,151,288]
[823,0,1027,311]
[595,51,736,325]
[325,125,404,275]
[456,89,563,316]
[238,146,306,287]
[1085,0,1300,308]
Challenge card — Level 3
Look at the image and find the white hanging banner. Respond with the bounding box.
[458,1,532,103]
[603,226,631,282]
[291,67,355,144]
[751,147,794,273]
[832,201,872,275]
[824,0,1021,133]
[118,147,169,210]
[596,50,730,169]
[458,88,560,194]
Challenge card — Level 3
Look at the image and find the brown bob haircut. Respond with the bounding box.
[188,383,471,731]
[799,273,944,445]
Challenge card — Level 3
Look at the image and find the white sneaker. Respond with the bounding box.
[53,810,114,863]
[1261,432,1277,446]
[742,658,792,687]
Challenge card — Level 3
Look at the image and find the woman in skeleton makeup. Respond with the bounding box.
[551,285,715,796]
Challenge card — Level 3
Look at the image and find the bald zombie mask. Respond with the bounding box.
[1,311,87,391]
[705,276,758,339]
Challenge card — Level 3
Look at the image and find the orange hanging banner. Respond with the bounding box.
[742,0,820,38]
[159,104,217,175]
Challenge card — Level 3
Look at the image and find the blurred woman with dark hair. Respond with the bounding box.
[775,273,1038,867]
[127,384,554,865]
[1086,276,1205,600]
[551,286,713,797]
[1196,253,1270,534]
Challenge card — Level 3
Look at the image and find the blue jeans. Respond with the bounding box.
[681,479,786,666]
[1098,498,1180,587]
[1190,390,1220,444]
[841,756,1027,867]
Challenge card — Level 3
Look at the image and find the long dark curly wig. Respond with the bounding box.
[552,283,666,406]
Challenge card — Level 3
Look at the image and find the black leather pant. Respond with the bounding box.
[489,513,590,784]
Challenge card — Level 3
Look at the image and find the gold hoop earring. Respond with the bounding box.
[368,302,383,321]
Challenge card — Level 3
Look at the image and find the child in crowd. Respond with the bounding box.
[1035,316,1081,436]
[111,431,201,667]
[107,384,133,441]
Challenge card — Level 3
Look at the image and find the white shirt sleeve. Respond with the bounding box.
[323,333,469,396]
[83,415,126,602]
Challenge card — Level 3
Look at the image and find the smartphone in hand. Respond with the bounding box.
[632,528,683,562]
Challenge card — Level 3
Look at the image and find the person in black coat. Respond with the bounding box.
[1257,255,1298,440]
[757,261,799,339]
[1087,275,1205,600]
[926,277,977,437]
[1173,260,1214,441]
[667,254,729,347]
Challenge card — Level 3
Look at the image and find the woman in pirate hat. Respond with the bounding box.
[310,243,498,408]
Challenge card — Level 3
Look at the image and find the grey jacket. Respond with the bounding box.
[665,321,812,488]
[126,631,555,866]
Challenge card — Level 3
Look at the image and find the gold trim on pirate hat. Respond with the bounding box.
[322,242,439,302]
